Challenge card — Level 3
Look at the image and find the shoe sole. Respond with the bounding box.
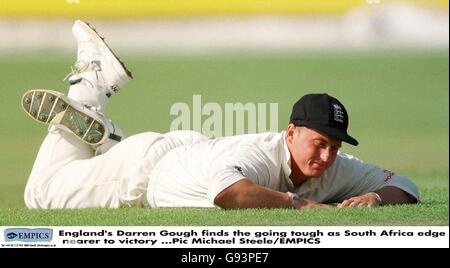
[21,89,107,145]
[77,20,133,80]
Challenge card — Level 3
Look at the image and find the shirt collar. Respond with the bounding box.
[280,131,292,182]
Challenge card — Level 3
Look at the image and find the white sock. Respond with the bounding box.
[66,70,125,153]
[67,72,108,113]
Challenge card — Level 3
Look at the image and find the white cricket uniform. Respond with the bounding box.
[25,129,419,209]
[147,131,419,207]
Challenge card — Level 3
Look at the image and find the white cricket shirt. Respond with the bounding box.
[146,131,419,207]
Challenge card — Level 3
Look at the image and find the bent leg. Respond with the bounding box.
[25,129,208,209]
[25,129,164,208]
[25,126,93,208]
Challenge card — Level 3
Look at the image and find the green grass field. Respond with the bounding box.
[0,50,448,226]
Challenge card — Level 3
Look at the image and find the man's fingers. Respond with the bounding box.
[357,202,368,208]
[338,199,375,208]
[337,199,353,208]
[338,192,384,208]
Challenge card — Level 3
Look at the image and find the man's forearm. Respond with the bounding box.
[214,179,330,209]
[374,186,418,205]
[214,179,292,208]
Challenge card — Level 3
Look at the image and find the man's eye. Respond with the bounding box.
[316,142,326,148]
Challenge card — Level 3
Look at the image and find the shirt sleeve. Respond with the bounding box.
[320,152,420,203]
[206,144,275,206]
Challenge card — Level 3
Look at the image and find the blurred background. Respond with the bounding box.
[0,0,448,207]
[0,0,448,52]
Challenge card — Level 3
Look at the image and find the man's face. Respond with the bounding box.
[286,125,342,179]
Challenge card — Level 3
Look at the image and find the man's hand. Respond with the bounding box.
[337,192,382,208]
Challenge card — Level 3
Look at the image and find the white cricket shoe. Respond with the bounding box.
[67,20,133,98]
[22,89,123,146]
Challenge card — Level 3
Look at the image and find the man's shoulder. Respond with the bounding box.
[169,131,283,155]
[233,132,284,152]
[235,132,285,167]
[336,151,360,161]
[323,151,368,179]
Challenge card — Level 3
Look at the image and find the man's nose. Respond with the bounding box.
[320,150,330,162]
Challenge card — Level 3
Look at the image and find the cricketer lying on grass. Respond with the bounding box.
[21,20,419,209]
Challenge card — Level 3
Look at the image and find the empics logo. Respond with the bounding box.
[6,232,18,239]
[4,228,53,242]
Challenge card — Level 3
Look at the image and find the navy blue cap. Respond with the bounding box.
[290,93,358,146]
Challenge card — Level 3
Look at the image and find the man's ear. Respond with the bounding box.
[285,124,296,145]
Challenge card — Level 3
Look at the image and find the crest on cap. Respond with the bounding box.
[332,103,345,123]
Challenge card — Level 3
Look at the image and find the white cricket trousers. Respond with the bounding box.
[24,127,208,208]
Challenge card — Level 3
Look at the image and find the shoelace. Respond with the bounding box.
[63,60,101,88]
